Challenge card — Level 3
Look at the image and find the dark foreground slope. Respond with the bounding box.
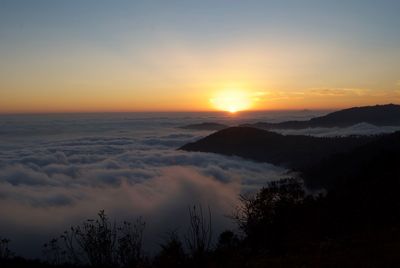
[180,127,375,170]
[181,128,400,267]
[237,132,400,267]
[303,130,400,191]
[244,103,400,129]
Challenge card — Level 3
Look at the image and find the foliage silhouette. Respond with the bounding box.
[0,236,13,260]
[43,210,145,268]
[43,238,65,266]
[234,178,307,253]
[184,205,212,266]
[153,232,186,268]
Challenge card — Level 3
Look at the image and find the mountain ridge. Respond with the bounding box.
[242,104,400,129]
[180,126,377,170]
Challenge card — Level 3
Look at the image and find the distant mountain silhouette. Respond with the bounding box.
[180,127,376,170]
[179,122,229,131]
[242,104,400,129]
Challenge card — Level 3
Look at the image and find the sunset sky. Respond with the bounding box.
[1,0,399,113]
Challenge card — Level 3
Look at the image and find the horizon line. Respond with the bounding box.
[1,103,397,116]
[0,108,337,116]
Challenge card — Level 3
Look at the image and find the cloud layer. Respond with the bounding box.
[3,112,394,257]
[0,113,289,257]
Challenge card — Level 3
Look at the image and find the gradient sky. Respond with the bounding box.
[1,0,399,113]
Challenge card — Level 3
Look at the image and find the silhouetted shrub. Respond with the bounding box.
[42,238,65,266]
[211,230,244,267]
[234,178,306,253]
[154,231,186,268]
[44,210,145,268]
[117,219,145,268]
[215,230,240,251]
[185,205,212,265]
[0,236,13,261]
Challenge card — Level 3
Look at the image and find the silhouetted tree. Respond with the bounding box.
[60,226,83,265]
[185,205,212,264]
[0,236,13,261]
[117,219,145,268]
[44,210,145,268]
[154,231,186,268]
[42,238,65,266]
[215,231,240,252]
[74,210,117,267]
[234,178,305,253]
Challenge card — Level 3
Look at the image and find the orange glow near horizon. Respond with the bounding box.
[1,2,400,114]
[210,89,253,113]
[0,87,399,114]
[1,39,399,114]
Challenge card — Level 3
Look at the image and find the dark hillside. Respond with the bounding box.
[180,127,375,169]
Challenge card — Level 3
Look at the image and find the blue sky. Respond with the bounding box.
[1,0,399,112]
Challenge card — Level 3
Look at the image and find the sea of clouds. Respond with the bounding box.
[0,112,292,257]
[1,111,399,257]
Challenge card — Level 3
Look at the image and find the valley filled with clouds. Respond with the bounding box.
[1,111,399,257]
[0,113,287,257]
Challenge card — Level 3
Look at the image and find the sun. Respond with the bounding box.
[210,89,252,113]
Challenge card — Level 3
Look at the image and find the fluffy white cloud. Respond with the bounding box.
[0,116,288,257]
[4,111,389,257]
